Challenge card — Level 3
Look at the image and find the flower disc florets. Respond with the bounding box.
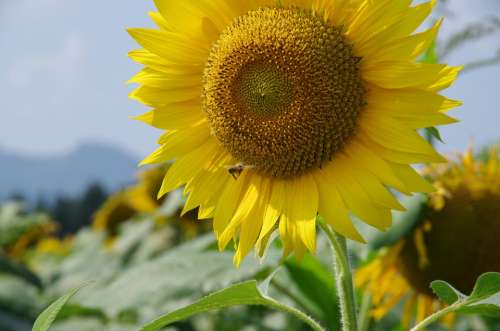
[204,7,365,178]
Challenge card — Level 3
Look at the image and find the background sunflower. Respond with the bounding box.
[356,148,500,329]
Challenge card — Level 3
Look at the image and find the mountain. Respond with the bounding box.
[0,143,139,202]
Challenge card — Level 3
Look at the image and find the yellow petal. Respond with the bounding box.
[313,170,365,242]
[344,157,406,211]
[218,173,262,250]
[358,1,436,55]
[133,99,205,130]
[157,139,221,197]
[388,163,435,193]
[360,115,442,158]
[148,11,172,31]
[345,139,408,193]
[140,125,210,166]
[347,0,412,46]
[282,174,319,253]
[127,28,208,65]
[329,156,392,230]
[363,62,452,90]
[364,19,442,65]
[234,176,271,266]
[258,179,285,242]
[128,68,202,90]
[213,171,247,236]
[182,167,229,216]
[130,85,201,107]
[358,132,446,165]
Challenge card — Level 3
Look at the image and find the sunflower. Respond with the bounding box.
[92,166,168,235]
[34,236,74,256]
[128,0,461,265]
[355,149,500,328]
[4,222,58,259]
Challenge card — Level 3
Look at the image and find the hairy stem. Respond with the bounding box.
[266,297,326,331]
[319,221,358,331]
[410,302,463,331]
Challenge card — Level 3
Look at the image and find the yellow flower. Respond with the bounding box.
[356,149,500,328]
[35,236,74,256]
[5,222,58,259]
[128,0,461,265]
[92,166,168,235]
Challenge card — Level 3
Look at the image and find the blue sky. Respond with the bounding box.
[0,0,499,160]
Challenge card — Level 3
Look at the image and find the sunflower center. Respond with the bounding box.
[204,7,365,178]
[399,184,500,296]
[235,62,293,117]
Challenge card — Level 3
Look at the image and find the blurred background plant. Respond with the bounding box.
[1,1,500,331]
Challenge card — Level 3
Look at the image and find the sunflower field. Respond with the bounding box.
[1,1,500,331]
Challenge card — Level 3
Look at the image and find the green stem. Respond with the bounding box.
[410,302,463,331]
[358,291,372,331]
[320,222,358,331]
[266,297,326,331]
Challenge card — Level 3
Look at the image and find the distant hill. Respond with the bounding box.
[0,143,139,202]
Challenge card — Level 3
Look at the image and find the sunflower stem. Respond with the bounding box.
[320,221,358,331]
[266,297,326,331]
[409,302,463,331]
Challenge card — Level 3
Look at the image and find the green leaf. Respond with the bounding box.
[56,305,107,324]
[458,273,500,318]
[425,127,444,144]
[470,273,500,299]
[415,273,500,330]
[431,280,464,305]
[75,234,280,317]
[32,286,84,331]
[139,280,326,331]
[459,293,500,318]
[140,281,265,331]
[285,254,341,331]
[422,41,438,64]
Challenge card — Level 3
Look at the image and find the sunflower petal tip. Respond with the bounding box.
[233,255,243,268]
[350,231,367,244]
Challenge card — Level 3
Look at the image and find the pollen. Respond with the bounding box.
[203,7,366,178]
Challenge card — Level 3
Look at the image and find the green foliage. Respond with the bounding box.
[139,279,325,331]
[285,254,341,331]
[139,280,269,331]
[0,203,51,246]
[425,127,444,144]
[428,272,500,325]
[32,286,83,331]
[431,280,464,305]
[0,274,42,319]
[422,41,438,64]
[0,252,42,288]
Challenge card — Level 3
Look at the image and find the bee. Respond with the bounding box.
[226,163,255,180]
